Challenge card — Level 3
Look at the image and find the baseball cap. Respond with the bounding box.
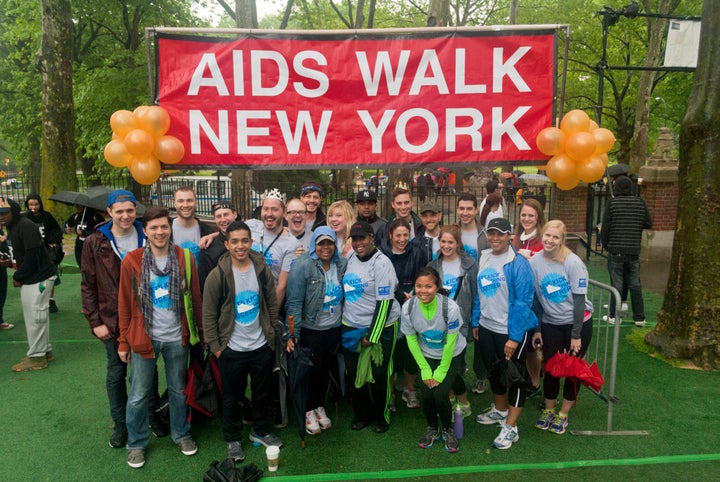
[0,197,12,213]
[420,203,441,214]
[486,217,512,234]
[356,190,377,202]
[212,202,236,214]
[349,221,375,238]
[107,189,136,208]
[315,234,335,244]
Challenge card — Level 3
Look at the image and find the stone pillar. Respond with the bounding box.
[637,127,678,260]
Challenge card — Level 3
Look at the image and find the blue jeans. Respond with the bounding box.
[126,340,190,449]
[607,253,645,321]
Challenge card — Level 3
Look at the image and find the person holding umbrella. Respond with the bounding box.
[401,267,465,453]
[65,204,105,269]
[530,220,593,435]
[285,226,347,437]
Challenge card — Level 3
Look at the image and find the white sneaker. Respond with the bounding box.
[620,302,628,313]
[305,410,321,435]
[493,423,519,450]
[475,404,508,425]
[315,406,332,430]
[602,315,616,325]
[634,319,646,327]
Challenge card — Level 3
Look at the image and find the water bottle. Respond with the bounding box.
[453,405,464,439]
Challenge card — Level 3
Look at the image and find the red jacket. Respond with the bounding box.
[118,245,203,359]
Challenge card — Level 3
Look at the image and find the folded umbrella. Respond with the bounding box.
[489,357,531,390]
[286,316,314,447]
[544,352,605,392]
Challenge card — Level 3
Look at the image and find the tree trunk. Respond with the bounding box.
[645,0,720,369]
[39,0,76,219]
[427,0,450,27]
[628,0,680,173]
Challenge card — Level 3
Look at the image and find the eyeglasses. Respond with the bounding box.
[286,210,306,216]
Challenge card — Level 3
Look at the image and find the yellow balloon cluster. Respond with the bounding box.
[104,106,185,185]
[535,110,615,190]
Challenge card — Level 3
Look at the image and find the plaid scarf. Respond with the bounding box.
[140,243,182,336]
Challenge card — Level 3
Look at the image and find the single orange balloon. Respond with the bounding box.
[565,132,597,161]
[536,127,566,156]
[124,129,155,157]
[592,128,616,154]
[110,110,137,138]
[589,120,599,130]
[546,153,575,183]
[576,155,606,183]
[556,176,580,190]
[154,136,185,164]
[104,140,133,168]
[129,157,161,185]
[137,106,171,138]
[560,110,591,135]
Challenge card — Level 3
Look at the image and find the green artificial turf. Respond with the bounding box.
[0,260,718,481]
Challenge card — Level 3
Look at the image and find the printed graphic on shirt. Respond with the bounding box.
[579,277,587,288]
[378,285,391,296]
[463,244,478,261]
[540,272,571,304]
[478,267,504,298]
[343,273,366,303]
[251,242,275,268]
[234,290,260,325]
[323,282,342,312]
[178,241,200,262]
[151,274,171,310]
[442,273,459,299]
[421,330,445,349]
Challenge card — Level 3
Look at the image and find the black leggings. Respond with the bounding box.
[476,326,529,408]
[541,321,593,402]
[418,354,463,429]
[300,326,341,411]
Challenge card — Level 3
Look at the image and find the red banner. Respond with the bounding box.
[156,29,557,169]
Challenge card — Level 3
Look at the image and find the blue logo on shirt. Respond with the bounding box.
[540,272,571,304]
[150,275,171,310]
[478,268,502,297]
[464,244,478,261]
[421,329,445,349]
[179,242,200,263]
[343,273,365,303]
[234,290,260,325]
[323,283,342,311]
[378,285,391,296]
[251,242,275,268]
[442,273,459,299]
[578,278,587,288]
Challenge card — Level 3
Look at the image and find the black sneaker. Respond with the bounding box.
[227,441,245,462]
[49,299,58,313]
[149,412,169,438]
[248,430,283,448]
[109,423,128,448]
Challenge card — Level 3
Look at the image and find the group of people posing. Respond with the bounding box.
[70,180,594,469]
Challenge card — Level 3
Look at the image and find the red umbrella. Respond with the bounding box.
[544,352,605,392]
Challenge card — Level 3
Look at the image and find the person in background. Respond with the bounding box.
[118,207,202,469]
[427,224,477,418]
[419,203,442,261]
[0,227,11,330]
[531,220,593,435]
[515,182,527,206]
[172,187,215,266]
[202,220,283,463]
[24,193,63,313]
[300,181,326,232]
[374,185,425,244]
[355,189,386,234]
[342,221,400,434]
[65,204,104,270]
[198,202,238,292]
[401,267,465,453]
[511,198,546,396]
[479,179,505,218]
[1,197,57,371]
[601,175,652,326]
[326,200,355,258]
[479,193,503,229]
[473,218,537,450]
[285,227,347,436]
[284,198,312,254]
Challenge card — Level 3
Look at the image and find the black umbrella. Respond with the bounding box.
[606,163,630,178]
[287,316,314,448]
[49,190,85,206]
[75,186,146,214]
[489,358,531,390]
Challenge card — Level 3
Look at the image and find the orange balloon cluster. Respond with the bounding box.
[104,106,185,185]
[535,110,615,190]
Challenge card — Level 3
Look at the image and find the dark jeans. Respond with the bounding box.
[104,338,128,425]
[607,253,645,321]
[343,324,397,425]
[541,321,593,402]
[418,354,463,430]
[0,266,7,322]
[217,344,273,442]
[300,326,340,410]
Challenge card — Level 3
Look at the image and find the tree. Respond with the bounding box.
[39,0,76,211]
[645,0,720,370]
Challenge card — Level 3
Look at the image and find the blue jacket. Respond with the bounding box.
[472,245,538,342]
[285,227,348,337]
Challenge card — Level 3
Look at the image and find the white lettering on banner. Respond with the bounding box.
[455,49,486,94]
[233,50,244,95]
[276,111,332,154]
[237,111,272,154]
[188,54,230,96]
[357,110,395,152]
[493,47,531,93]
[292,51,329,98]
[251,51,289,96]
[356,51,411,96]
[492,106,531,150]
[446,108,483,151]
[396,109,439,153]
[409,50,449,95]
[189,110,229,154]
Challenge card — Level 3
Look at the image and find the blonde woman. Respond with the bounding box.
[530,220,593,435]
[327,200,355,258]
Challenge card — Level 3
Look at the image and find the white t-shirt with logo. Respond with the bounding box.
[149,255,182,342]
[228,263,266,352]
[530,252,592,326]
[246,219,299,283]
[477,252,509,334]
[172,219,201,265]
[342,250,400,329]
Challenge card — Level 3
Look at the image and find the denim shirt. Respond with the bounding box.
[285,252,347,336]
